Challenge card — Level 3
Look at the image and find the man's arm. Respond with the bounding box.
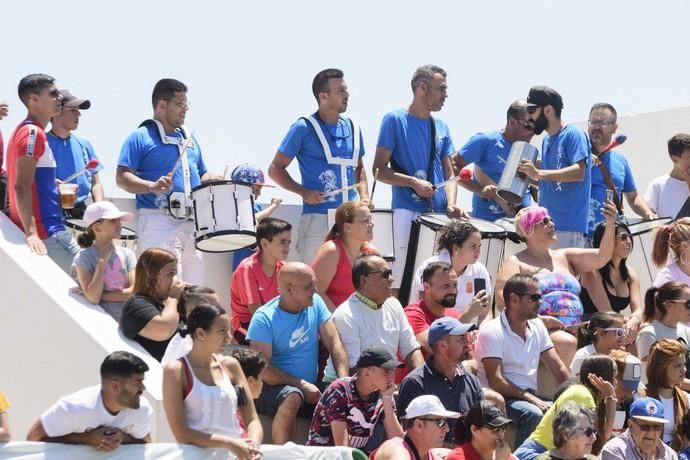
[519,159,587,183]
[540,348,571,385]
[320,320,349,378]
[26,419,123,451]
[355,157,370,204]
[482,357,550,413]
[624,191,657,220]
[248,340,300,387]
[116,166,171,195]
[372,146,434,198]
[90,171,104,202]
[443,155,465,218]
[14,156,45,254]
[404,349,424,371]
[267,151,323,205]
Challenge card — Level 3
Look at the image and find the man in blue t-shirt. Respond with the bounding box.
[247,262,349,444]
[454,100,537,221]
[517,86,591,249]
[373,65,466,294]
[587,102,656,237]
[268,68,369,264]
[48,90,104,219]
[116,78,219,285]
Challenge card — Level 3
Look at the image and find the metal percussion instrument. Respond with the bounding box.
[497,141,539,204]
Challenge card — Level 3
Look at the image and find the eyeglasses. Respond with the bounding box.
[417,418,447,427]
[588,119,616,128]
[615,233,631,241]
[634,422,664,432]
[667,299,690,309]
[516,293,542,303]
[366,269,393,279]
[167,98,190,110]
[574,427,597,437]
[602,327,626,337]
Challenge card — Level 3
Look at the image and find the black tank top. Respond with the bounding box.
[580,280,630,315]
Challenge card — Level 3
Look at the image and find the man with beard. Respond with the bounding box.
[587,103,656,237]
[48,90,104,219]
[117,78,219,285]
[453,100,537,220]
[269,68,369,264]
[324,255,424,383]
[397,317,483,448]
[0,98,8,210]
[474,274,571,447]
[7,74,80,272]
[27,351,152,451]
[517,86,591,249]
[373,65,467,296]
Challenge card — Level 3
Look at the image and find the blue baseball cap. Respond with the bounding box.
[231,164,266,186]
[629,397,668,425]
[427,317,476,347]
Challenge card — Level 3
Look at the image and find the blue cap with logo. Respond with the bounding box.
[231,164,266,186]
[629,397,668,425]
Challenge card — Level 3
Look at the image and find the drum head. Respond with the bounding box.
[192,179,253,193]
[64,218,87,231]
[468,218,508,239]
[494,217,523,244]
[626,217,674,236]
[195,231,256,253]
[120,226,137,240]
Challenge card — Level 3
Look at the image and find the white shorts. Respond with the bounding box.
[552,231,587,250]
[391,208,421,289]
[138,209,205,285]
[296,213,329,265]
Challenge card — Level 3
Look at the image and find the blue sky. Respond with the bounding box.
[2,0,689,208]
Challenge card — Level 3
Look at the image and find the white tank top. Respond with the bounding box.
[182,354,243,438]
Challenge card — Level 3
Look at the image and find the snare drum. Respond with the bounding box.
[64,218,138,250]
[326,208,396,261]
[192,180,256,253]
[625,217,674,293]
[399,215,507,304]
[494,217,525,260]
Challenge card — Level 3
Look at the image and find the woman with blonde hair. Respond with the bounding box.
[652,217,690,287]
[311,200,377,311]
[494,203,617,366]
[119,247,184,362]
[642,338,689,450]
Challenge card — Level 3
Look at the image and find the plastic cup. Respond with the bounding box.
[58,183,79,209]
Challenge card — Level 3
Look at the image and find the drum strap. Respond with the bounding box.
[595,148,623,214]
[303,115,360,203]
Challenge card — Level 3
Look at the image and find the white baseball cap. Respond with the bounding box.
[84,201,133,227]
[403,395,461,419]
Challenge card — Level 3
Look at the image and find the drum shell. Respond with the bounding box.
[192,181,256,253]
[494,217,524,260]
[497,141,539,204]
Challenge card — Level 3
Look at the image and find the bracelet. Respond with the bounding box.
[604,395,618,403]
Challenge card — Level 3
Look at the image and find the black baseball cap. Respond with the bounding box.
[355,346,403,370]
[466,400,512,428]
[527,86,563,110]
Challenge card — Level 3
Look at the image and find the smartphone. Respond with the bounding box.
[606,189,614,202]
[473,278,486,295]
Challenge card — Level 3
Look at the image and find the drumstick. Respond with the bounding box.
[370,168,379,203]
[222,165,228,180]
[61,158,100,183]
[169,133,195,176]
[322,181,363,199]
[433,175,460,190]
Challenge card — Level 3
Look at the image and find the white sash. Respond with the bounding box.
[305,115,360,203]
[151,119,195,218]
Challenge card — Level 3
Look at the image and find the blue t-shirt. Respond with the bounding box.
[117,124,208,209]
[587,150,636,237]
[277,114,365,215]
[459,131,532,220]
[679,446,690,460]
[376,109,454,212]
[246,293,331,383]
[48,133,103,205]
[539,124,591,234]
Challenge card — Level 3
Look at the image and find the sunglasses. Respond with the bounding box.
[527,106,539,114]
[615,233,632,242]
[516,293,542,303]
[602,327,626,337]
[418,418,447,428]
[634,422,664,432]
[667,299,690,309]
[534,217,553,227]
[574,427,597,437]
[366,269,393,279]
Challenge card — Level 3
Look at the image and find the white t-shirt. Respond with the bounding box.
[644,174,689,219]
[570,344,596,377]
[653,262,690,288]
[409,251,492,315]
[161,332,193,365]
[474,312,554,391]
[661,395,674,443]
[40,384,152,439]
[636,320,690,384]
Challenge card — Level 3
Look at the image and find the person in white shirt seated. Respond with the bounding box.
[571,312,625,378]
[27,351,152,452]
[644,133,690,219]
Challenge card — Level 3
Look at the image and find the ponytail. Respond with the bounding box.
[643,287,660,323]
[77,227,96,248]
[651,225,672,268]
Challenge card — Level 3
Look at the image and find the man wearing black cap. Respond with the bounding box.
[307,346,404,454]
[48,90,104,219]
[0,98,8,210]
[453,100,537,220]
[517,86,591,249]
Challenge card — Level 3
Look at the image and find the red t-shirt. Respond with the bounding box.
[396,300,461,382]
[447,443,518,460]
[230,251,285,332]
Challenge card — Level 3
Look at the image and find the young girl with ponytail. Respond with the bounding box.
[571,312,625,377]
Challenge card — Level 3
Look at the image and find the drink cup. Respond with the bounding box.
[58,183,79,209]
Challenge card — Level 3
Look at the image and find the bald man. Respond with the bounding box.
[247,262,348,444]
